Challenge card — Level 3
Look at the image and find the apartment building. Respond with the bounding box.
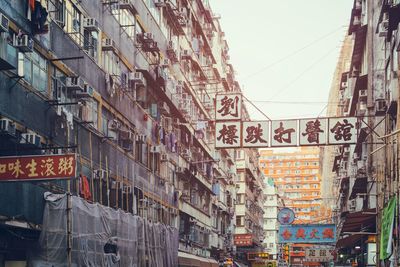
[262,178,282,260]
[331,0,400,265]
[259,148,326,224]
[0,0,244,266]
[234,146,265,265]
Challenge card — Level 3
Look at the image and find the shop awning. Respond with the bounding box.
[341,208,376,233]
[336,234,363,248]
[349,176,368,199]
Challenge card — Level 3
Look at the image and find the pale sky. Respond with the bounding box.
[209,0,353,120]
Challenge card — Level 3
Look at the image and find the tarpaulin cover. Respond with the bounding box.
[30,193,178,267]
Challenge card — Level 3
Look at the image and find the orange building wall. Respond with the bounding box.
[259,148,328,224]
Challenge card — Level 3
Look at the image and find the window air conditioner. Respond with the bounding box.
[154,0,166,7]
[64,77,85,91]
[0,13,9,32]
[102,38,116,51]
[128,72,145,85]
[83,17,99,31]
[20,133,41,147]
[76,83,94,98]
[161,153,169,162]
[375,99,387,115]
[143,32,154,42]
[181,49,192,60]
[13,35,34,53]
[359,89,367,98]
[161,58,170,67]
[151,145,161,153]
[182,149,191,159]
[0,118,16,136]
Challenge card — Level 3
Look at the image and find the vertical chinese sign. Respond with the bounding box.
[0,154,77,181]
[278,224,336,244]
[215,93,242,148]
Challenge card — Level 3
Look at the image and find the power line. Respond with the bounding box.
[268,46,339,101]
[243,26,346,80]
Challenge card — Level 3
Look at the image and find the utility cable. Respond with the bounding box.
[268,46,339,101]
[243,26,345,80]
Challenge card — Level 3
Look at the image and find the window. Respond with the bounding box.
[23,51,48,94]
[237,194,245,204]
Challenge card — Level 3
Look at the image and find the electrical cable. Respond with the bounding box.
[268,46,339,101]
[243,26,345,80]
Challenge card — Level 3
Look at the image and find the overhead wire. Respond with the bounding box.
[242,26,346,80]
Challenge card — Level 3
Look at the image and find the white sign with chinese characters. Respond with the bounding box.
[215,93,242,121]
[305,247,334,262]
[271,120,298,147]
[215,121,242,148]
[299,118,328,146]
[328,117,358,145]
[242,121,269,148]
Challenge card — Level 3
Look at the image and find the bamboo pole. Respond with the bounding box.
[116,165,119,209]
[99,149,102,204]
[106,156,109,207]
[89,132,94,202]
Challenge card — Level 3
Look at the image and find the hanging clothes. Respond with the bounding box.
[80,175,92,200]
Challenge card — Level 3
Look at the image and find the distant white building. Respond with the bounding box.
[262,178,281,259]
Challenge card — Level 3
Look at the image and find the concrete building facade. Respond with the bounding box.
[0,0,264,266]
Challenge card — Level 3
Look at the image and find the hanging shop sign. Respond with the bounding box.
[304,246,335,262]
[277,208,295,225]
[234,234,253,247]
[278,224,336,244]
[215,93,242,121]
[0,154,76,181]
[215,117,384,148]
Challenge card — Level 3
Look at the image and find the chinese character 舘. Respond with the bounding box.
[217,96,239,118]
[330,119,354,141]
[244,123,267,144]
[217,124,239,145]
[302,119,324,143]
[274,122,295,144]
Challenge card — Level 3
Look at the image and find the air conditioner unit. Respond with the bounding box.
[161,153,169,162]
[123,185,132,193]
[102,38,116,51]
[108,119,121,131]
[143,32,154,42]
[340,81,348,89]
[76,83,94,98]
[128,71,145,85]
[353,16,361,26]
[181,49,192,60]
[0,118,16,136]
[0,13,9,32]
[159,102,170,114]
[154,0,166,7]
[182,149,191,159]
[94,169,108,180]
[359,89,367,98]
[13,35,34,53]
[176,166,184,173]
[349,199,356,210]
[375,99,387,115]
[64,77,85,91]
[135,134,146,142]
[161,58,170,67]
[83,17,99,31]
[151,145,161,153]
[20,133,41,146]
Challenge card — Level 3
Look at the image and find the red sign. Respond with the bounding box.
[234,234,253,247]
[0,154,76,181]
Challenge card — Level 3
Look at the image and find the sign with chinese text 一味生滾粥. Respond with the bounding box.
[278,224,336,244]
[0,154,76,181]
